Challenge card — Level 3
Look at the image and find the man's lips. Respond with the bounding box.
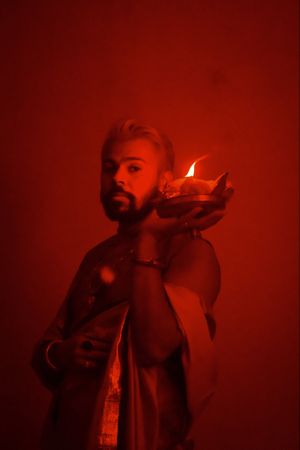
[110,192,131,202]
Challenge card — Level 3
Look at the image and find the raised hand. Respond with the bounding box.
[136,206,226,241]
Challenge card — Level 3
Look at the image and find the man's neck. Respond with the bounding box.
[117,208,154,237]
[117,219,141,237]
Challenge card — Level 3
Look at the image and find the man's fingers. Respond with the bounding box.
[88,340,111,352]
[79,338,111,353]
[76,349,110,369]
[82,332,114,345]
[179,207,225,232]
[189,209,225,229]
[85,349,109,361]
[180,206,204,221]
[76,358,99,370]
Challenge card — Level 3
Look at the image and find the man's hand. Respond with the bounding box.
[137,206,225,241]
[48,332,113,371]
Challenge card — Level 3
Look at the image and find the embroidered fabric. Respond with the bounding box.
[96,312,127,449]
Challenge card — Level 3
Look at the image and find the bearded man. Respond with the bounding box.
[32,119,225,450]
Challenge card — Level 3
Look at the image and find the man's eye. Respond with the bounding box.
[103,165,116,173]
[128,165,141,173]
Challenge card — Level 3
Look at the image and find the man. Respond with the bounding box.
[32,119,226,450]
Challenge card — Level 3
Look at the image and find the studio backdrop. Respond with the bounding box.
[1,1,298,450]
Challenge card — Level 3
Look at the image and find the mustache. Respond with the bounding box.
[105,187,134,200]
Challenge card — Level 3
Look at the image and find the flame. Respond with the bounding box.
[185,154,208,177]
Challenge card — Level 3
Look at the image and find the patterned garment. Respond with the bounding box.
[32,233,218,450]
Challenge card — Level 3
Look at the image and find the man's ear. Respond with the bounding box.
[158,170,174,192]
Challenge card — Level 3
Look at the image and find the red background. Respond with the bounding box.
[1,1,298,449]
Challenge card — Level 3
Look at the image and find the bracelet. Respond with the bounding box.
[44,339,63,371]
[133,257,167,271]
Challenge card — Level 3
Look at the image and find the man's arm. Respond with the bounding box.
[130,232,220,366]
[31,300,69,390]
[31,254,86,390]
[31,242,118,388]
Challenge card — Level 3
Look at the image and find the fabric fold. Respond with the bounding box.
[164,282,218,421]
[85,304,129,450]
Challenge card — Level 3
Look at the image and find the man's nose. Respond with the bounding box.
[113,166,127,186]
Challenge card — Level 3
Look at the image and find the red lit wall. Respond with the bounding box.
[1,1,298,449]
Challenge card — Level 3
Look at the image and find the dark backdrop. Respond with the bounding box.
[1,1,298,449]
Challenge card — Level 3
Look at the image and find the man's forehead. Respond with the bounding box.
[102,138,159,163]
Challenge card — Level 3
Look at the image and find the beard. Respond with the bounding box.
[100,185,160,223]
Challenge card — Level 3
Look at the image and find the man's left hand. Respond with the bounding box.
[137,206,226,241]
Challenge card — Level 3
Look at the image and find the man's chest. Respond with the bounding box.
[66,233,184,329]
[69,244,135,326]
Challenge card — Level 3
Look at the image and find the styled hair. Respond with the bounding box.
[101,119,175,171]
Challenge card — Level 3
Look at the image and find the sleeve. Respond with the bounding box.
[162,236,220,418]
[164,236,220,340]
[31,257,86,391]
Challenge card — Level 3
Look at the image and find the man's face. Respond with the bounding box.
[100,138,164,222]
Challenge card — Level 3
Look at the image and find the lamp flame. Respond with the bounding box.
[185,154,208,177]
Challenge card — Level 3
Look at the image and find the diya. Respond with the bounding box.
[156,158,233,219]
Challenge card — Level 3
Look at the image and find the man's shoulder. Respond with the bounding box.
[168,232,216,263]
[166,233,220,311]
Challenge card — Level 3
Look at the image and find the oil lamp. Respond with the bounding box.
[156,157,233,219]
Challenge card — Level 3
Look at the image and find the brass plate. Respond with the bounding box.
[156,194,225,218]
